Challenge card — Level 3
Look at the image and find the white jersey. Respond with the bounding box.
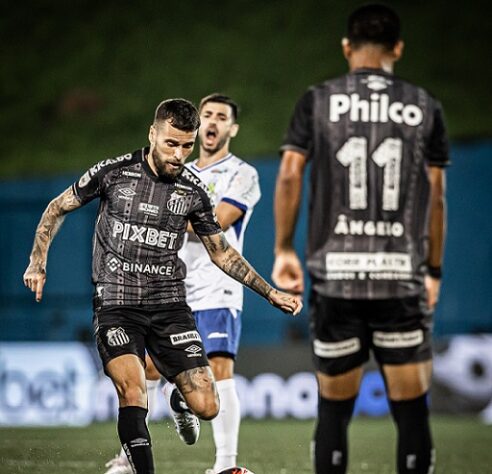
[180,153,261,311]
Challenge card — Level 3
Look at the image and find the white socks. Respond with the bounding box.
[212,378,241,473]
[146,378,160,418]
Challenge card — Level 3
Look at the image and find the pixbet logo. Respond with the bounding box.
[112,220,178,249]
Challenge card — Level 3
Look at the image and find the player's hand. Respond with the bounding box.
[272,249,304,295]
[23,264,46,302]
[425,275,441,309]
[267,288,303,315]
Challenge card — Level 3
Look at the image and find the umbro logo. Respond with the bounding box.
[118,187,136,200]
[185,344,202,358]
[129,437,150,448]
[362,74,393,91]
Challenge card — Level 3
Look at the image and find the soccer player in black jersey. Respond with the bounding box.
[23,98,302,474]
[273,5,448,474]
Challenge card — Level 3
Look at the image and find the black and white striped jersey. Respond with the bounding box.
[281,68,449,299]
[72,147,221,307]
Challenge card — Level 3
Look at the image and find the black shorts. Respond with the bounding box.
[309,292,433,376]
[93,303,209,381]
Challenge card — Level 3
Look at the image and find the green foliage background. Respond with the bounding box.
[1,0,491,177]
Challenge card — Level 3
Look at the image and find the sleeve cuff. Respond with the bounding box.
[279,144,309,156]
[221,197,248,213]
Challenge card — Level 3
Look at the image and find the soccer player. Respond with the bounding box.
[23,98,302,474]
[272,5,448,474]
[179,93,260,473]
[105,93,260,474]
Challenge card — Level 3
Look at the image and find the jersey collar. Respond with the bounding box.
[190,153,234,173]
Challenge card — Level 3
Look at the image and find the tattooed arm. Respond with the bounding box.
[23,187,82,302]
[199,232,302,315]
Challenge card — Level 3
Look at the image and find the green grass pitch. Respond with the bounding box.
[1,416,490,473]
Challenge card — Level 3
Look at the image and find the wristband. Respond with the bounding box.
[428,265,442,279]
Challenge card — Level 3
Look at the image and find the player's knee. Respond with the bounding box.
[384,362,432,401]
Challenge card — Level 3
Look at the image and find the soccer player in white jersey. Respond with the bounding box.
[178,93,260,474]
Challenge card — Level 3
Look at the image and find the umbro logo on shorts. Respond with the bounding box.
[106,327,130,347]
[185,344,202,358]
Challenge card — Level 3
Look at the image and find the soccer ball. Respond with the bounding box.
[217,468,255,474]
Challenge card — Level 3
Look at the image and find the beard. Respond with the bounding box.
[151,149,183,179]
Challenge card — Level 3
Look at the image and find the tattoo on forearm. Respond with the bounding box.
[201,235,218,253]
[222,247,272,299]
[200,233,272,299]
[29,188,81,271]
[218,233,229,252]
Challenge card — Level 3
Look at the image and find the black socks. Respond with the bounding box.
[390,394,434,474]
[118,406,154,474]
[170,388,190,413]
[314,396,356,474]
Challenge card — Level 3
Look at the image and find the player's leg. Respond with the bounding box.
[105,355,161,473]
[372,297,435,474]
[310,294,369,474]
[208,357,239,473]
[147,303,219,445]
[315,368,363,474]
[144,355,161,419]
[95,308,154,474]
[106,355,154,474]
[173,364,219,419]
[194,308,243,473]
[383,361,434,474]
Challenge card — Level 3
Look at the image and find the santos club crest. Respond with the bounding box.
[167,191,193,215]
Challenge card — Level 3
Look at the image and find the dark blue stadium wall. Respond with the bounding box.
[1,141,491,344]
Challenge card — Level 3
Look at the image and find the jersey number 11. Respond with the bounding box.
[336,137,402,211]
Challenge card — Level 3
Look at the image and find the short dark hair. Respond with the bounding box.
[154,98,200,131]
[347,4,401,50]
[199,93,240,121]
